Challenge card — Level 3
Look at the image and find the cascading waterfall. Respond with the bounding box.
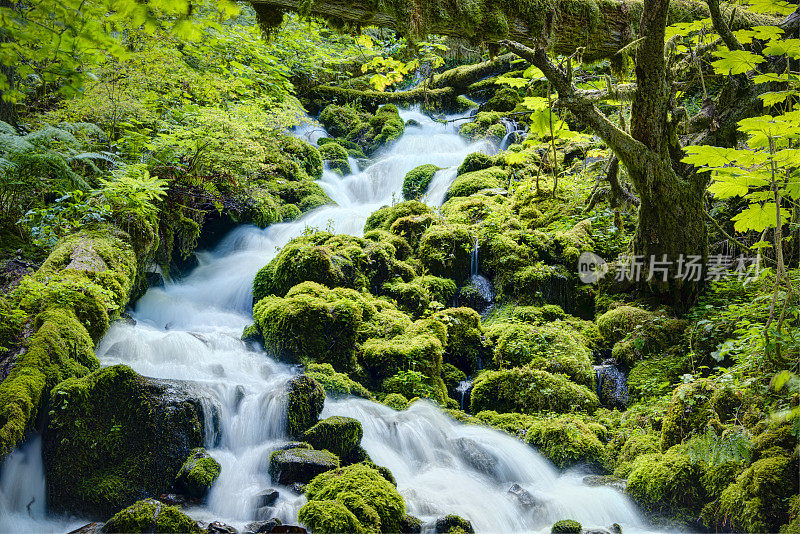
[0,107,656,533]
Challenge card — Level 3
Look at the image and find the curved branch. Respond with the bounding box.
[707,0,742,50]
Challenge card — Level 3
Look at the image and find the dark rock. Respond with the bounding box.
[285,375,325,437]
[595,363,629,409]
[174,448,221,499]
[256,488,279,508]
[583,525,622,534]
[274,441,312,452]
[145,270,165,288]
[43,365,220,518]
[400,514,423,533]
[507,483,539,508]
[268,448,339,486]
[207,521,238,533]
[451,437,496,475]
[289,482,306,494]
[435,515,475,534]
[243,519,282,534]
[67,523,103,534]
[157,493,188,506]
[582,475,627,492]
[270,526,307,534]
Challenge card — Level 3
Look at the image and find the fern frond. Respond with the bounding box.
[23,126,80,148]
[0,133,34,155]
[0,121,17,135]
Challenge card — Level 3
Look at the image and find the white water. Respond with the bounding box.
[0,108,653,533]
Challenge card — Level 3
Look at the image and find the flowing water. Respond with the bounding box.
[0,108,654,533]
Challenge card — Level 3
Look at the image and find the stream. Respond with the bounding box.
[0,108,653,533]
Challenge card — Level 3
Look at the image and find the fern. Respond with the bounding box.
[23,126,80,148]
[682,428,752,466]
[0,121,16,135]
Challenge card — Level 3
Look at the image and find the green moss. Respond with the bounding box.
[305,463,406,533]
[480,86,522,112]
[611,314,688,367]
[382,393,409,410]
[718,454,798,533]
[626,447,705,515]
[101,498,200,533]
[491,322,593,388]
[382,370,441,402]
[278,135,323,179]
[474,410,536,438]
[390,213,438,250]
[551,519,581,534]
[43,365,206,518]
[445,167,508,201]
[298,500,366,534]
[306,363,372,399]
[381,275,456,318]
[364,201,433,233]
[303,416,363,462]
[433,307,485,374]
[317,103,404,155]
[269,447,340,485]
[612,430,660,477]
[441,363,467,398]
[660,379,719,451]
[596,305,654,345]
[418,223,473,284]
[435,515,475,533]
[457,152,494,176]
[525,414,606,469]
[319,142,351,175]
[458,112,506,143]
[470,366,598,415]
[286,374,326,437]
[403,164,440,200]
[174,448,221,499]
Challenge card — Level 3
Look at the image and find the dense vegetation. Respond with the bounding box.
[0,0,797,533]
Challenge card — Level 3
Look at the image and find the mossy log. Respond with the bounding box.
[250,0,775,63]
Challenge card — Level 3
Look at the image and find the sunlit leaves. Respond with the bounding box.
[747,0,796,15]
[496,76,528,88]
[731,202,789,232]
[711,49,765,75]
[763,39,800,59]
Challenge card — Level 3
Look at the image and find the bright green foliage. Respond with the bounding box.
[525,414,606,468]
[402,164,439,200]
[470,366,599,414]
[382,370,441,401]
[285,374,326,437]
[304,463,406,533]
[596,306,654,345]
[174,448,221,499]
[661,379,720,450]
[44,365,206,517]
[418,223,473,284]
[626,448,706,515]
[433,307,485,374]
[306,363,372,399]
[101,498,200,534]
[458,112,507,143]
[474,410,537,438]
[382,393,409,410]
[303,416,364,462]
[551,519,582,534]
[298,499,367,534]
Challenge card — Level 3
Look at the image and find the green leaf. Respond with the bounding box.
[711,49,765,75]
[681,145,736,168]
[763,38,800,59]
[732,202,788,232]
[760,91,798,106]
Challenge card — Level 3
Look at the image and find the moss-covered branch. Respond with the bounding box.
[251,0,776,62]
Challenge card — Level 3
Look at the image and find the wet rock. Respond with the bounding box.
[285,375,325,437]
[101,499,199,533]
[270,526,307,534]
[451,437,497,475]
[400,514,423,533]
[43,365,221,518]
[256,488,279,508]
[175,448,221,499]
[67,523,103,534]
[551,519,581,533]
[435,515,475,534]
[289,482,306,494]
[507,483,539,508]
[583,524,622,534]
[243,519,282,534]
[206,521,238,533]
[595,363,628,409]
[268,448,339,485]
[157,493,188,506]
[274,441,312,451]
[582,475,627,492]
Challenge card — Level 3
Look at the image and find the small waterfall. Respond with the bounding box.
[461,239,495,314]
[455,379,473,410]
[470,238,479,277]
[594,361,629,410]
[498,118,527,150]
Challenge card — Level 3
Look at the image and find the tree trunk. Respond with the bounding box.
[249,0,776,63]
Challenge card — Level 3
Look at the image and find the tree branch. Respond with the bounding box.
[707,0,742,50]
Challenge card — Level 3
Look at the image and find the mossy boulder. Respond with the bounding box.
[612,431,660,477]
[304,463,406,533]
[382,276,457,317]
[319,142,351,175]
[254,282,378,371]
[490,322,593,388]
[388,214,437,250]
[382,370,444,403]
[611,315,688,367]
[317,104,404,155]
[660,379,720,451]
[470,366,598,415]
[303,416,364,463]
[717,453,798,533]
[626,447,705,515]
[298,499,367,534]
[418,223,473,284]
[101,499,200,533]
[305,363,372,399]
[435,515,475,533]
[382,393,409,411]
[525,414,606,469]
[433,307,485,375]
[174,448,221,499]
[43,365,211,518]
[364,201,433,233]
[268,448,340,486]
[445,167,508,201]
[550,519,581,534]
[596,306,654,345]
[457,152,494,175]
[402,164,440,200]
[458,112,506,143]
[286,374,326,437]
[479,86,522,112]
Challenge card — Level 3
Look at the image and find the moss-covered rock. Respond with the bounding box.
[441,363,467,399]
[457,152,494,176]
[305,363,372,399]
[43,365,209,518]
[660,379,720,451]
[269,447,340,486]
[255,282,378,371]
[525,414,606,469]
[596,306,654,345]
[305,463,405,533]
[479,86,522,113]
[470,366,598,415]
[319,142,351,175]
[364,201,433,233]
[317,103,404,155]
[298,499,367,534]
[490,322,593,388]
[286,374,326,437]
[174,448,221,499]
[550,519,581,534]
[433,307,485,375]
[611,315,688,367]
[101,498,200,533]
[402,164,440,200]
[303,416,363,463]
[418,223,473,284]
[382,276,456,317]
[382,370,443,402]
[717,454,798,533]
[382,393,409,411]
[458,112,506,143]
[626,447,705,515]
[435,515,475,533]
[612,430,660,477]
[445,167,508,201]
